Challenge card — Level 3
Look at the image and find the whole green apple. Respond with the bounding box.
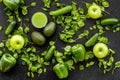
[88,3,102,19]
[10,35,25,50]
[93,43,109,58]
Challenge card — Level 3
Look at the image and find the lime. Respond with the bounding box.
[31,12,48,28]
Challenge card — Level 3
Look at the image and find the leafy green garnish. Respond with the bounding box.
[65,60,75,71]
[0,50,3,56]
[0,42,4,48]
[79,65,84,70]
[43,0,51,10]
[30,2,37,7]
[112,61,120,74]
[0,26,3,31]
[77,30,89,40]
[22,6,28,15]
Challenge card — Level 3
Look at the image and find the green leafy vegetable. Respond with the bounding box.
[43,0,51,10]
[22,6,28,15]
[30,2,37,7]
[79,65,84,70]
[0,26,3,31]
[65,60,75,71]
[112,61,120,74]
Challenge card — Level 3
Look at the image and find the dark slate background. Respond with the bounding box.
[0,0,120,80]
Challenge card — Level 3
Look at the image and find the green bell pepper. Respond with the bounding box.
[53,63,68,79]
[71,44,86,62]
[3,0,21,10]
[0,53,16,72]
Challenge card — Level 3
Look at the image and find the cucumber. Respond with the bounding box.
[31,31,46,46]
[5,21,16,35]
[85,33,99,47]
[50,6,72,16]
[43,22,56,37]
[101,18,119,26]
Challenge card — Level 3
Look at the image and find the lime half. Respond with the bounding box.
[31,12,48,28]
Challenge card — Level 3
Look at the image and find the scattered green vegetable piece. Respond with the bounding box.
[89,61,95,66]
[14,26,24,35]
[52,58,56,64]
[0,26,3,30]
[13,52,18,59]
[49,41,55,46]
[22,6,28,15]
[41,51,47,56]
[98,36,108,44]
[112,61,120,74]
[31,72,34,78]
[86,61,95,68]
[27,72,30,77]
[31,47,36,53]
[0,42,4,48]
[43,0,51,9]
[0,51,3,56]
[107,56,114,66]
[98,59,104,68]
[44,62,50,65]
[79,65,84,70]
[43,68,46,73]
[54,51,64,63]
[64,45,71,55]
[65,60,75,71]
[77,30,89,39]
[38,68,43,74]
[85,51,94,61]
[30,2,37,7]
[109,49,115,55]
[102,1,109,7]
[94,0,110,8]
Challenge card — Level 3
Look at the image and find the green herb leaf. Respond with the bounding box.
[79,65,84,70]
[22,6,28,15]
[30,2,37,7]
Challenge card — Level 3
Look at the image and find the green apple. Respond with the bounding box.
[10,35,25,50]
[88,3,102,19]
[93,43,109,58]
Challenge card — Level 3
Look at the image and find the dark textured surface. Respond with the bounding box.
[0,0,120,80]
